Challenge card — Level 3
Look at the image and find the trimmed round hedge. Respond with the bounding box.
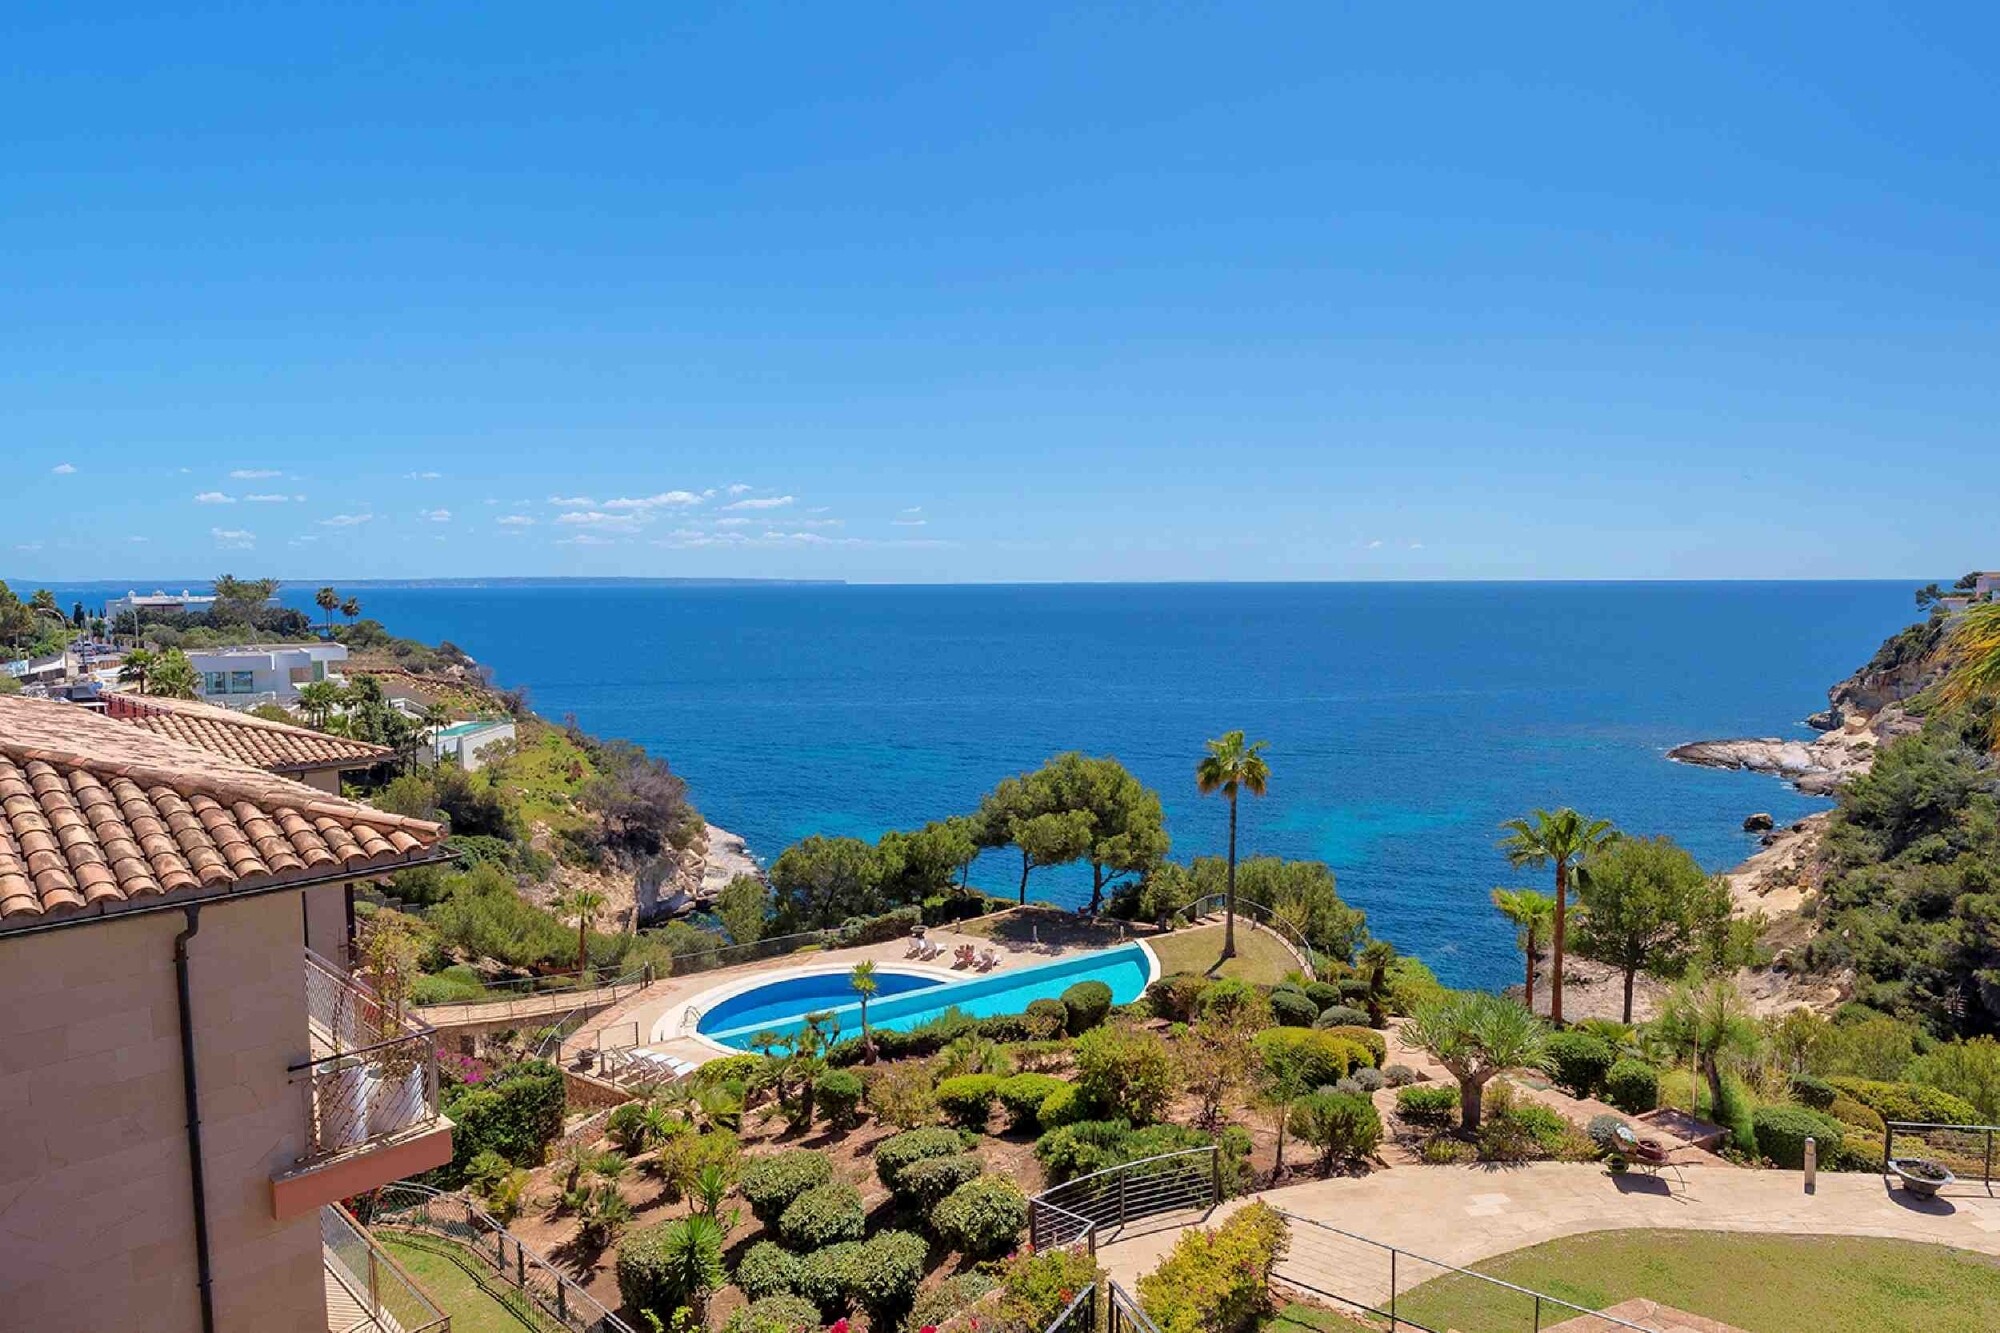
[733,1240,801,1302]
[1024,997,1070,1039]
[1828,1076,1979,1126]
[1788,1072,1836,1110]
[795,1241,861,1316]
[895,1152,984,1207]
[1039,1083,1091,1128]
[1316,1025,1387,1068]
[1395,1083,1458,1127]
[1752,1104,1847,1170]
[1061,979,1115,1034]
[1313,1004,1372,1029]
[996,1072,1067,1130]
[615,1215,724,1317]
[1545,1032,1615,1100]
[740,1148,833,1223]
[1268,988,1319,1027]
[1255,1028,1372,1087]
[931,1175,1028,1257]
[778,1179,866,1249]
[935,1073,1001,1129]
[875,1126,969,1189]
[838,1229,929,1319]
[814,1069,864,1128]
[1146,973,1210,1022]
[1604,1059,1660,1114]
[723,1294,822,1333]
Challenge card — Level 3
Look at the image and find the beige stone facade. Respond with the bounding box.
[0,892,326,1333]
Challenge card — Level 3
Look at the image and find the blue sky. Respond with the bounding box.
[6,3,1998,583]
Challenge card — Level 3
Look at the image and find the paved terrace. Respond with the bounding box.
[566,909,1145,1068]
[1096,1161,2000,1303]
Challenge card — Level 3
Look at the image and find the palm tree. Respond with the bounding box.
[315,586,340,634]
[1498,807,1616,1025]
[1937,601,2000,740]
[560,889,605,975]
[850,960,880,1064]
[420,701,454,766]
[1405,990,1552,1131]
[295,679,346,729]
[1491,887,1556,1014]
[1649,974,1761,1119]
[1358,938,1396,1027]
[118,648,156,695]
[1195,729,1270,959]
[339,596,361,627]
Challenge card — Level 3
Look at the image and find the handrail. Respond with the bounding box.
[1043,1145,1217,1194]
[534,967,647,1061]
[1030,1144,1220,1255]
[1163,891,1323,977]
[1042,1283,1097,1333]
[322,1202,451,1333]
[1106,1280,1165,1333]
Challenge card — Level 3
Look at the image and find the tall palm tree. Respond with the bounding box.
[295,679,345,729]
[117,647,156,695]
[560,889,605,975]
[1491,887,1556,1014]
[850,960,879,1064]
[1938,601,2000,742]
[315,586,340,634]
[1358,938,1396,1027]
[339,596,361,627]
[1498,808,1616,1025]
[1196,729,1270,959]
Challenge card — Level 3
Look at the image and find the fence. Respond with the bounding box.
[366,1183,636,1333]
[1883,1120,2000,1192]
[1270,1210,1650,1332]
[1029,1146,1221,1256]
[1165,892,1322,977]
[322,1203,450,1333]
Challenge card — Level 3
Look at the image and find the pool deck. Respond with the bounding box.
[563,911,1147,1070]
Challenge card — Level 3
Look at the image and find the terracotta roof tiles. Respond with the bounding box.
[0,696,443,924]
[104,694,392,773]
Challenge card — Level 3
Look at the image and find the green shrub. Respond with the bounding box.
[1752,1104,1846,1169]
[778,1179,867,1249]
[814,1069,865,1128]
[1545,1032,1615,1100]
[795,1241,861,1316]
[905,1272,999,1333]
[931,1175,1028,1256]
[410,966,486,1005]
[1289,1091,1382,1171]
[724,1294,822,1333]
[1788,1072,1837,1110]
[443,1059,567,1176]
[1039,1083,1090,1128]
[1313,1004,1371,1029]
[1716,1078,1758,1158]
[1587,1113,1631,1154]
[1316,1025,1386,1068]
[1836,1129,1886,1172]
[875,1126,969,1189]
[1303,981,1343,1011]
[1024,997,1071,1039]
[1828,1076,1979,1126]
[994,1248,1101,1333]
[1146,972,1210,1022]
[1137,1201,1290,1333]
[838,1229,929,1320]
[996,1072,1068,1130]
[895,1152,985,1207]
[604,1100,656,1156]
[1074,1024,1175,1124]
[1033,1118,1219,1185]
[733,1240,802,1301]
[1255,1028,1368,1088]
[1421,1135,1477,1164]
[740,1149,832,1223]
[935,1073,1001,1129]
[1268,988,1319,1028]
[616,1214,725,1319]
[1395,1084,1458,1127]
[1829,1094,1885,1133]
[1061,979,1115,1034]
[1383,1064,1422,1087]
[1604,1059,1661,1114]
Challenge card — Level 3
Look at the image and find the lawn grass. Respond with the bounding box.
[486,719,599,835]
[378,1233,544,1333]
[1263,1230,2000,1333]
[1148,921,1300,985]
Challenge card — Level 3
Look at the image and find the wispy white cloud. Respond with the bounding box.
[195,491,235,504]
[722,494,795,511]
[406,470,442,480]
[725,482,753,495]
[558,533,614,546]
[319,513,373,528]
[603,490,704,511]
[230,468,281,479]
[900,506,923,515]
[421,508,452,523]
[713,516,754,528]
[243,493,302,503]
[13,541,43,552]
[127,536,149,544]
[556,510,642,531]
[548,495,596,508]
[891,518,928,527]
[211,527,255,549]
[51,462,76,475]
[496,514,536,527]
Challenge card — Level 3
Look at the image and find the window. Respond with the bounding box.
[203,672,228,696]
[230,670,256,694]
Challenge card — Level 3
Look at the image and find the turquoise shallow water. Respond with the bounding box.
[43,579,1917,988]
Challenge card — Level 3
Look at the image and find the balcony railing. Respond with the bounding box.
[322,1203,450,1333]
[295,949,443,1161]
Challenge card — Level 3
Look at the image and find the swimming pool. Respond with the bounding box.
[691,943,1159,1052]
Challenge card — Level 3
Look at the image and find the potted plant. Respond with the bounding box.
[1889,1156,1955,1199]
[360,913,433,1139]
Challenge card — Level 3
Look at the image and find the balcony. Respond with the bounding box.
[273,950,454,1220]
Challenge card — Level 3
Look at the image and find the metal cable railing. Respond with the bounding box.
[1883,1120,2000,1193]
[322,1203,450,1333]
[1105,1281,1164,1333]
[1042,1283,1097,1333]
[295,950,442,1160]
[1029,1146,1220,1255]
[367,1183,636,1333]
[1164,891,1323,976]
[1271,1209,1651,1332]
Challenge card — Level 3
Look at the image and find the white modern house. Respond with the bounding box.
[430,718,516,770]
[106,587,271,624]
[186,643,349,708]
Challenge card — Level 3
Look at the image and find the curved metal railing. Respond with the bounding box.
[1029,1145,1221,1255]
[1164,891,1324,977]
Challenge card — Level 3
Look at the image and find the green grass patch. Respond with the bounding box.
[487,720,599,835]
[378,1232,544,1333]
[1148,922,1299,986]
[1263,1231,2000,1333]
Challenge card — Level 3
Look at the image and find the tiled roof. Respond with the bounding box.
[106,693,391,773]
[0,696,443,924]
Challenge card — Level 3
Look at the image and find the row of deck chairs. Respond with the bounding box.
[603,1047,699,1084]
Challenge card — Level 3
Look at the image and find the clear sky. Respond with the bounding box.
[6,3,1997,583]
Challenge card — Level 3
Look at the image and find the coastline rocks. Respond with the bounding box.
[1743,812,1775,832]
[1668,703,1918,796]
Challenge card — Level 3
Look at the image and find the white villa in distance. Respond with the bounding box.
[185,643,349,709]
[107,587,272,624]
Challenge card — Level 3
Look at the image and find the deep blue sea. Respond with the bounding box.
[38,579,1918,988]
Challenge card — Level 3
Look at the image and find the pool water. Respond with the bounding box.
[697,943,1156,1051]
[696,969,947,1036]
